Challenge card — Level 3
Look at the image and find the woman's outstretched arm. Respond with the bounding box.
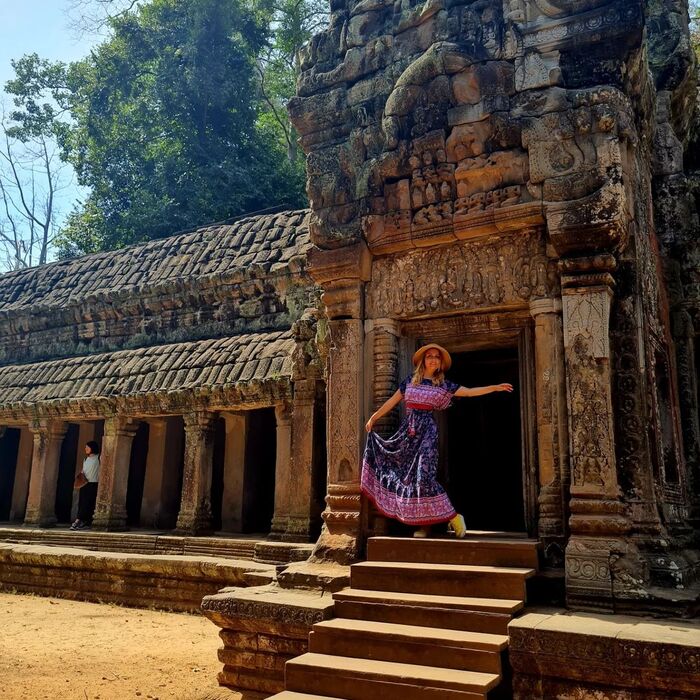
[454,383,513,398]
[365,389,403,432]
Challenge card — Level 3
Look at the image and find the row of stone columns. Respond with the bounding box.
[7,397,319,541]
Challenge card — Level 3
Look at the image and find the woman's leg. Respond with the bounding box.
[78,483,98,525]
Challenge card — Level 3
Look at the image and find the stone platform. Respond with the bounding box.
[0,525,313,564]
[510,609,700,699]
[0,541,276,612]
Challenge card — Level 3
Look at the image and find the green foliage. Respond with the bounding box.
[6,0,309,256]
[691,2,700,56]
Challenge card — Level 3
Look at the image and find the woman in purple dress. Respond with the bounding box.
[361,343,513,538]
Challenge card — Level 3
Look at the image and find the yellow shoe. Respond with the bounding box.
[449,514,466,538]
[413,527,429,538]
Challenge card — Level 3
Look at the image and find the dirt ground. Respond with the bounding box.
[0,592,242,700]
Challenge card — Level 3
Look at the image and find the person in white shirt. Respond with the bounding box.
[71,441,101,530]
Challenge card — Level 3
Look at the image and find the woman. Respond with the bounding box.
[362,344,513,538]
[71,440,101,531]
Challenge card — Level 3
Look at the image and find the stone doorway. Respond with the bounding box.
[443,348,526,533]
[0,428,21,520]
[55,424,80,524]
[126,422,150,527]
[241,407,276,534]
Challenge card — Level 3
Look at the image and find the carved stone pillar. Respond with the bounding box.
[672,308,700,525]
[270,403,293,538]
[307,241,371,563]
[220,412,247,533]
[560,256,638,609]
[24,420,67,527]
[371,319,400,437]
[175,410,217,535]
[529,298,569,565]
[286,379,319,541]
[10,428,35,522]
[93,416,138,531]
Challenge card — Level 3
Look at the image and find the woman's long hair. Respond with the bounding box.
[86,440,101,456]
[411,358,445,386]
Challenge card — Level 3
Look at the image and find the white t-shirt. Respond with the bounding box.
[83,454,100,482]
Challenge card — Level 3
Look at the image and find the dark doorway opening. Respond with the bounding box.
[310,395,328,541]
[444,348,525,533]
[55,424,79,523]
[210,417,226,532]
[126,422,150,526]
[242,408,276,534]
[0,428,21,520]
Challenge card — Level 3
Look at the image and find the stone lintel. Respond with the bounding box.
[509,609,700,699]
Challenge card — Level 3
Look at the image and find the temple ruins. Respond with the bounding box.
[0,210,327,544]
[1,0,700,698]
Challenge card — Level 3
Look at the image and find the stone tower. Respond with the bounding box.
[289,0,700,611]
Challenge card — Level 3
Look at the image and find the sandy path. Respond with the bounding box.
[0,592,242,700]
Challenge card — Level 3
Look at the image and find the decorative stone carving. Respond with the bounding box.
[23,420,68,527]
[367,230,556,319]
[175,410,218,535]
[93,416,139,531]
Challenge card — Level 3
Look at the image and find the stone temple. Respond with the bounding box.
[1,0,700,698]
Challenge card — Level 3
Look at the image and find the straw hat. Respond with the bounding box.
[413,343,452,371]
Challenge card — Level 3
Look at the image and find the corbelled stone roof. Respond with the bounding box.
[0,330,294,409]
[0,209,310,314]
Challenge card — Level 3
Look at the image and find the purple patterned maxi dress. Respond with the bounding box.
[361,376,460,526]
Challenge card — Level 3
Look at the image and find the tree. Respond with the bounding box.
[0,106,69,271]
[254,0,328,164]
[6,0,308,256]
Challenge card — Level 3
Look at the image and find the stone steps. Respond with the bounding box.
[309,618,508,673]
[367,535,540,568]
[0,526,312,565]
[278,534,538,699]
[285,653,499,700]
[332,588,521,634]
[351,560,534,599]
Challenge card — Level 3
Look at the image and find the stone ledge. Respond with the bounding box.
[202,584,336,696]
[509,608,700,699]
[0,543,275,613]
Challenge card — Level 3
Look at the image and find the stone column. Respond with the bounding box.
[672,308,700,526]
[93,416,138,531]
[530,298,569,565]
[560,256,637,610]
[269,403,293,539]
[71,422,99,522]
[24,420,67,527]
[175,410,217,535]
[220,412,247,533]
[307,241,371,563]
[285,379,319,541]
[371,318,400,437]
[9,428,34,522]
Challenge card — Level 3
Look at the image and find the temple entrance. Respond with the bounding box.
[126,422,150,526]
[55,424,80,524]
[443,348,525,533]
[242,408,276,534]
[0,428,21,521]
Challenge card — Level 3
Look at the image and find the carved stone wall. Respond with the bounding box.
[291,0,699,610]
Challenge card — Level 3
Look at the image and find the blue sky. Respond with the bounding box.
[0,1,101,262]
[0,1,96,89]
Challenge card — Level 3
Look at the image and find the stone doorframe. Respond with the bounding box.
[398,310,541,541]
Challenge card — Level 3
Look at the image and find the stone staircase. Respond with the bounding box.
[269,533,538,700]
